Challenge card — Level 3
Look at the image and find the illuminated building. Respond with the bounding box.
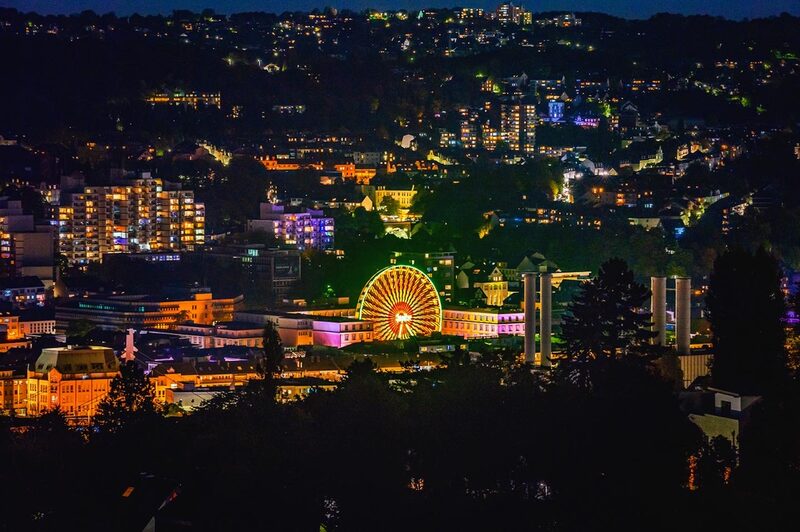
[312,316,374,347]
[482,124,502,151]
[496,2,526,25]
[235,309,373,348]
[26,346,119,421]
[460,120,479,149]
[389,251,455,302]
[57,176,205,265]
[0,311,29,352]
[501,98,537,153]
[0,312,22,340]
[272,104,306,114]
[235,310,315,347]
[357,265,442,341]
[352,151,386,166]
[151,361,335,408]
[441,307,525,339]
[154,321,267,349]
[260,158,303,171]
[18,313,56,336]
[0,368,27,415]
[439,129,457,148]
[548,101,565,123]
[0,198,55,281]
[333,163,377,184]
[457,7,484,20]
[55,291,243,331]
[372,186,417,211]
[145,90,221,109]
[247,203,334,251]
[572,115,601,128]
[457,264,514,307]
[202,244,302,300]
[151,361,260,404]
[0,276,46,308]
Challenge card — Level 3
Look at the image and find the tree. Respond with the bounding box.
[66,319,95,343]
[707,248,788,395]
[560,258,654,386]
[694,435,737,491]
[261,321,283,379]
[95,361,160,433]
[380,195,400,216]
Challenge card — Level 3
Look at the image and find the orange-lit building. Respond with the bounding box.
[0,368,27,415]
[260,158,302,171]
[145,90,221,109]
[333,163,377,184]
[55,292,244,331]
[26,346,119,421]
[150,361,261,404]
[0,312,22,340]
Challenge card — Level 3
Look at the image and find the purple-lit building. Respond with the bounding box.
[248,203,334,251]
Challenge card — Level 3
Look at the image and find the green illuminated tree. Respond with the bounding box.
[379,195,400,216]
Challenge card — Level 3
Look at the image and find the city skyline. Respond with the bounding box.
[6,0,800,20]
[1,3,800,528]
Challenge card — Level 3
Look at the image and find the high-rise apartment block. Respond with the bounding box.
[501,98,537,154]
[57,177,204,264]
[247,203,334,251]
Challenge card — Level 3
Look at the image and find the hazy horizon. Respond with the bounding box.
[3,0,800,21]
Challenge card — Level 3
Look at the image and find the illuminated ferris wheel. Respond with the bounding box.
[357,265,442,341]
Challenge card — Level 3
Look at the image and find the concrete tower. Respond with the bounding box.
[675,277,691,355]
[540,273,552,367]
[650,276,667,346]
[523,272,536,363]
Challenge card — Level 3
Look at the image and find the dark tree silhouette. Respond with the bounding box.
[65,318,95,343]
[707,247,788,395]
[560,258,654,386]
[95,361,160,433]
[261,321,283,379]
[695,435,737,492]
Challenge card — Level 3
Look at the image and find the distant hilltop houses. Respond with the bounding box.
[145,90,221,109]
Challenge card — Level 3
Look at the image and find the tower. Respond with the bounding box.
[650,276,667,346]
[675,277,691,355]
[523,272,536,363]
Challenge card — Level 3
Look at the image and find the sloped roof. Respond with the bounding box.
[34,346,119,374]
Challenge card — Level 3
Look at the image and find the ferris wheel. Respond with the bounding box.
[356,265,442,341]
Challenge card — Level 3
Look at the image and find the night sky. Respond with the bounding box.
[5,0,800,20]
